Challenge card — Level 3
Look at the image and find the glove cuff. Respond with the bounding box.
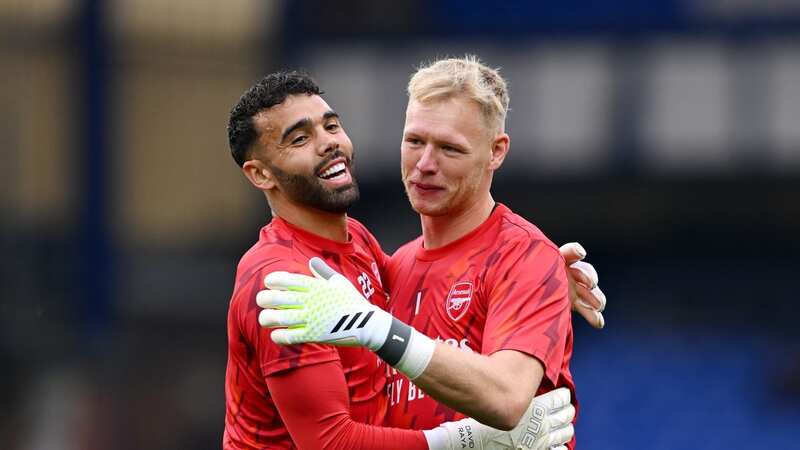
[426,418,488,450]
[422,426,450,450]
[374,318,435,380]
[395,327,435,380]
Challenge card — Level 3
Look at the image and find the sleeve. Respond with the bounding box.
[235,261,340,377]
[481,240,571,386]
[267,359,429,450]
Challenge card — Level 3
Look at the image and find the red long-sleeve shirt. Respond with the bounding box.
[222,216,427,449]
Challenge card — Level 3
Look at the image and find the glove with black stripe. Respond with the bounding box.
[257,257,436,379]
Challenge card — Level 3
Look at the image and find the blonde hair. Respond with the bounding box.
[407,55,509,133]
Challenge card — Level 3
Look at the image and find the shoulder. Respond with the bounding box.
[481,208,564,279]
[347,216,390,264]
[346,216,379,247]
[346,216,370,236]
[346,217,374,244]
[238,226,292,274]
[496,208,561,257]
[233,224,305,303]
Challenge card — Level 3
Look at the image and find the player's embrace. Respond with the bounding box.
[256,57,605,449]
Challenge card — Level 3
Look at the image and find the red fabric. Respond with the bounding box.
[267,359,428,450]
[223,217,400,449]
[383,204,577,449]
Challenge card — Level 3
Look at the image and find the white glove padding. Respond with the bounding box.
[256,257,393,350]
[257,257,436,379]
[424,387,575,450]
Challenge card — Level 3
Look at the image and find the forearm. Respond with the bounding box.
[412,344,543,430]
[267,360,428,450]
[316,413,429,450]
[258,259,544,431]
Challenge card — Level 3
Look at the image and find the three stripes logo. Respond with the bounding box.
[329,311,374,333]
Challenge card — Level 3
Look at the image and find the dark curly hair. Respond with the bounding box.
[227,71,323,166]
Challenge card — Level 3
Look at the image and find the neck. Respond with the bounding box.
[267,194,348,242]
[420,194,496,250]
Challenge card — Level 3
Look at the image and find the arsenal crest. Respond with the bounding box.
[445,281,473,321]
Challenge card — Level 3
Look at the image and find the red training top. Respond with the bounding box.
[223,216,426,450]
[383,204,578,449]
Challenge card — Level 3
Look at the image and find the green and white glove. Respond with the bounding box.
[424,388,575,450]
[257,257,436,379]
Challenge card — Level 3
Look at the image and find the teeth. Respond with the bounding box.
[320,162,346,179]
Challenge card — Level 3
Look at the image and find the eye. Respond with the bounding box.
[441,145,462,153]
[325,122,340,132]
[405,137,422,146]
[291,135,308,145]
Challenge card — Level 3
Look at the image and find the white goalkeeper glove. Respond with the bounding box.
[424,387,575,450]
[257,257,435,379]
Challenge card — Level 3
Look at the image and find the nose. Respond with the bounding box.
[415,143,438,174]
[318,132,339,156]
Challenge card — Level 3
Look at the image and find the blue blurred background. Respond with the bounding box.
[2,1,799,449]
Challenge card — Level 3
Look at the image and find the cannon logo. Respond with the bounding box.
[445,281,473,321]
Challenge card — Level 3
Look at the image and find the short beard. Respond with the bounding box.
[267,155,360,214]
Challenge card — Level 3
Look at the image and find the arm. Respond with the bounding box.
[412,244,569,430]
[258,248,571,431]
[413,348,543,430]
[268,351,574,450]
[267,360,428,450]
[237,255,573,448]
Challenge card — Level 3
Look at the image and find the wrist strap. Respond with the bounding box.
[374,318,435,380]
[375,317,413,365]
[396,328,435,379]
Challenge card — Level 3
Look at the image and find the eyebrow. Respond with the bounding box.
[281,117,311,143]
[280,110,340,143]
[403,128,470,150]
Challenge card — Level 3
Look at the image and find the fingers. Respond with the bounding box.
[569,261,598,288]
[573,283,603,310]
[592,286,606,312]
[270,327,310,345]
[547,423,574,447]
[309,257,361,294]
[574,301,605,329]
[549,404,576,427]
[309,257,337,280]
[559,242,586,264]
[568,266,594,289]
[264,271,318,291]
[534,387,571,410]
[256,289,306,309]
[258,308,305,328]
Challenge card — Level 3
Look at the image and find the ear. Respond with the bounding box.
[488,133,510,171]
[242,159,276,190]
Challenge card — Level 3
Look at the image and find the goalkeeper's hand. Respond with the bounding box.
[257,257,436,379]
[560,242,607,329]
[425,387,575,450]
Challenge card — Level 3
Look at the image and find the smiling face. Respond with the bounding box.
[247,94,359,213]
[401,96,504,217]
